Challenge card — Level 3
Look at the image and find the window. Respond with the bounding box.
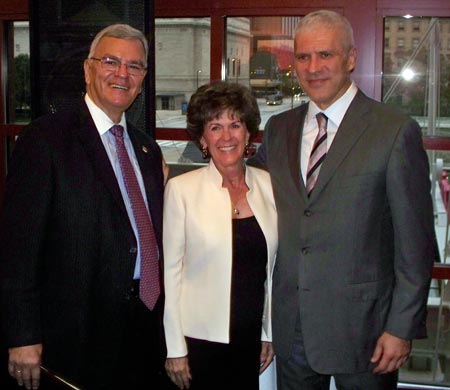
[154,18,211,163]
[226,16,308,129]
[8,21,30,124]
[383,17,450,133]
[155,15,310,163]
[383,16,450,387]
[155,18,210,126]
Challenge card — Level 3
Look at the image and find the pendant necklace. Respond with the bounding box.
[232,188,246,216]
[228,166,247,217]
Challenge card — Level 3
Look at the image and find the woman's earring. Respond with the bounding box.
[244,143,250,157]
[201,145,209,159]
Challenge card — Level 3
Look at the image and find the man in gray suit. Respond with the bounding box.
[249,10,436,390]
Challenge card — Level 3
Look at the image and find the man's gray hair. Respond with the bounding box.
[88,24,148,67]
[295,10,355,52]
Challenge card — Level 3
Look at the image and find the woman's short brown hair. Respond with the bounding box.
[186,81,261,149]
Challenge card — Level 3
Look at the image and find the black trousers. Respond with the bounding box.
[185,336,261,390]
[1,288,173,390]
[113,291,173,390]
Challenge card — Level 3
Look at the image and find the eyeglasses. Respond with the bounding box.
[89,56,147,76]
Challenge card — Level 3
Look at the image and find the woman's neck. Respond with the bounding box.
[220,165,246,190]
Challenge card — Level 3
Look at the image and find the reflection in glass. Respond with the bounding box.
[226,16,308,130]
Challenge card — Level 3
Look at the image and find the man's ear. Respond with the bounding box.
[84,59,91,85]
[347,47,357,73]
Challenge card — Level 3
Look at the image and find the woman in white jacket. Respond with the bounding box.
[163,82,278,390]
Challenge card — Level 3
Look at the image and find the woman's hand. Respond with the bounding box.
[165,356,192,389]
[259,341,275,373]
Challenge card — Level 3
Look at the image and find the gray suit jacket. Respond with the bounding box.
[249,90,436,374]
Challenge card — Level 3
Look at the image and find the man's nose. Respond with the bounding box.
[307,56,320,73]
[115,63,129,76]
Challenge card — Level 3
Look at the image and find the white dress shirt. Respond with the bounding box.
[85,93,150,279]
[300,82,358,184]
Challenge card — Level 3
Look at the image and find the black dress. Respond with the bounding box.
[186,216,268,390]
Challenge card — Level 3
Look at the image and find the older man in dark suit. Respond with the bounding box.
[249,10,436,390]
[0,24,168,390]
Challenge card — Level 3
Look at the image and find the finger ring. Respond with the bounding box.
[16,370,22,373]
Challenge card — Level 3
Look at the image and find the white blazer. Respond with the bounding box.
[163,160,278,358]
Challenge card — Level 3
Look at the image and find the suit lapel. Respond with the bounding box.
[309,91,371,200]
[287,104,309,201]
[128,126,159,212]
[75,104,129,217]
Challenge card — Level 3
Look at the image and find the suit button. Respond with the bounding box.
[304,210,312,217]
[129,247,137,254]
[302,247,309,255]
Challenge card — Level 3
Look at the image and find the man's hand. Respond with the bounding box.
[165,356,191,389]
[371,332,411,374]
[8,344,43,390]
[260,341,275,373]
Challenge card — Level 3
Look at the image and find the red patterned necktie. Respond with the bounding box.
[110,125,160,310]
[306,113,328,197]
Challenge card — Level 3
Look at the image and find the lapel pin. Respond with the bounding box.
[142,145,149,154]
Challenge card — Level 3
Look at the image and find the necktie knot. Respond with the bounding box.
[110,124,124,138]
[316,112,328,131]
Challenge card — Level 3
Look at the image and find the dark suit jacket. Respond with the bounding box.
[249,90,436,374]
[0,102,165,387]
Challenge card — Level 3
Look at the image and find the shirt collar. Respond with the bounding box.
[84,93,127,136]
[306,82,358,131]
